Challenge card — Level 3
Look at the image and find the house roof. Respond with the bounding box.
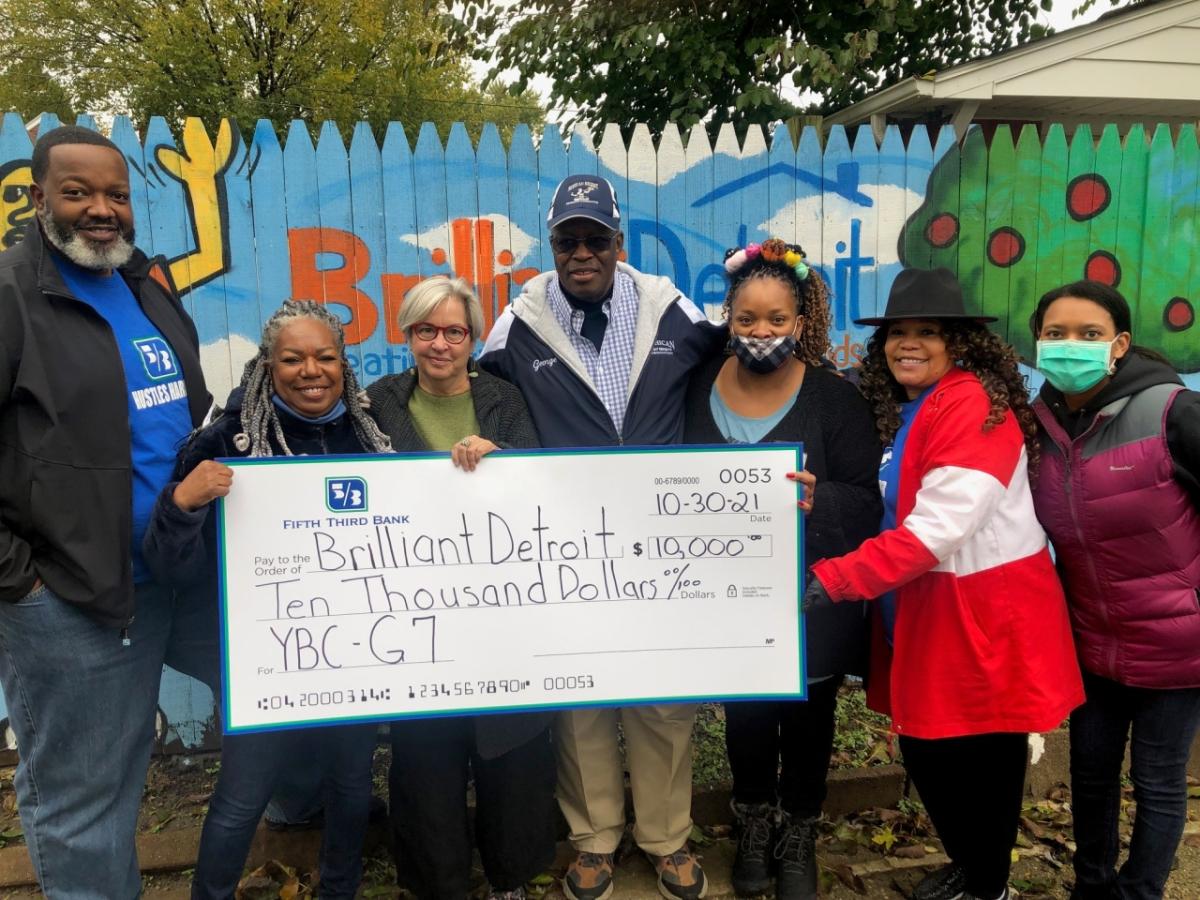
[825,0,1200,127]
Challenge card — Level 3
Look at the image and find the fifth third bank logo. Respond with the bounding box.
[133,337,177,380]
[325,476,367,512]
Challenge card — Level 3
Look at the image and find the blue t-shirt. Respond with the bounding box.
[877,384,935,644]
[710,383,800,444]
[55,257,193,582]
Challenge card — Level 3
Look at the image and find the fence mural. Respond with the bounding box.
[1,111,1198,749]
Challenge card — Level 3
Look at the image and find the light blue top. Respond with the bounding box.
[709,382,800,444]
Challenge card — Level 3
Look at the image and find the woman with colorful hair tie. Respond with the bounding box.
[801,268,1084,900]
[143,299,393,898]
[1028,280,1200,900]
[684,238,882,900]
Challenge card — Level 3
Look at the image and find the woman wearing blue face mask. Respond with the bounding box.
[1029,280,1200,900]
[684,238,882,900]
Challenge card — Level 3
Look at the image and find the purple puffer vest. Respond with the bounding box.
[1032,384,1200,689]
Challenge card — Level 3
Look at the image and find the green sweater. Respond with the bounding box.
[407,385,481,451]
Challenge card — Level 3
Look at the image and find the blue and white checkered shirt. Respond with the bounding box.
[547,271,640,436]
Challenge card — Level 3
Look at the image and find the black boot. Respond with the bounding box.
[912,863,968,900]
[773,811,818,900]
[730,800,775,896]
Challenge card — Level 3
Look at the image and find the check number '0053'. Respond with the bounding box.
[544,675,596,691]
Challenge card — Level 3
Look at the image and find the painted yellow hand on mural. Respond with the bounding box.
[0,160,36,250]
[154,118,237,293]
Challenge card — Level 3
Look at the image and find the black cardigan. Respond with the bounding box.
[367,367,549,757]
[684,357,883,679]
[366,367,540,453]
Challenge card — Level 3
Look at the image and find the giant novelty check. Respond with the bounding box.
[217,444,805,733]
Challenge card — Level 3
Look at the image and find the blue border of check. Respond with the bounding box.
[216,442,807,734]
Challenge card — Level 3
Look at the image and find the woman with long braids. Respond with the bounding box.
[143,299,391,899]
[684,239,881,900]
[801,269,1083,900]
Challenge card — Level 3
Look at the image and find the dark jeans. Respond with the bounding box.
[900,731,1028,899]
[389,716,557,898]
[0,581,217,899]
[724,676,842,817]
[265,758,325,825]
[192,723,378,899]
[1069,671,1200,900]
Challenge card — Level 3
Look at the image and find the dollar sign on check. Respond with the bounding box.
[632,542,643,557]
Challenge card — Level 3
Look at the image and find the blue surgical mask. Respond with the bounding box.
[1035,339,1117,394]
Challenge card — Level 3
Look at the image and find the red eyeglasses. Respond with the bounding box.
[410,322,471,344]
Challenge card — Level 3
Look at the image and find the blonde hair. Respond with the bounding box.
[397,276,485,340]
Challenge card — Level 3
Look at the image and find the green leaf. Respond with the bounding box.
[462,0,1054,138]
[0,0,545,139]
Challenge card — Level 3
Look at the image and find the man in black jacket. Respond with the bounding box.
[0,126,212,897]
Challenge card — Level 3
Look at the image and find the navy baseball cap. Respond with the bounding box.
[547,174,621,231]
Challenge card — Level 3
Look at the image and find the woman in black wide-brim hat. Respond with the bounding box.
[802,268,1084,900]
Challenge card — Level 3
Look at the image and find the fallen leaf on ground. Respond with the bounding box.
[236,860,304,900]
[832,864,867,894]
[871,825,897,851]
[1020,815,1047,839]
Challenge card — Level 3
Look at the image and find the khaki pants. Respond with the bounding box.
[555,703,697,856]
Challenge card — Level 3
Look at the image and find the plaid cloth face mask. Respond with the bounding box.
[730,334,797,374]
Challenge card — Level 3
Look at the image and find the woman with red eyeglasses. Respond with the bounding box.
[366,275,552,900]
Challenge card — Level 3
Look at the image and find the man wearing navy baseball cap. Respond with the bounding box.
[481,174,724,900]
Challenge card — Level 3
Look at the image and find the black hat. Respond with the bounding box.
[854,267,996,326]
[547,174,621,231]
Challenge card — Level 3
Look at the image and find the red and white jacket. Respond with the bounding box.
[812,368,1084,739]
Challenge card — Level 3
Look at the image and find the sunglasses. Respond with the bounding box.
[411,322,471,344]
[550,234,616,255]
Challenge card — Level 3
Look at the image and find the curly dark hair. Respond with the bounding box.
[721,238,833,367]
[859,320,1040,469]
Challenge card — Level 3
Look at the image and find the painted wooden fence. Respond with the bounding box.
[1,112,1198,749]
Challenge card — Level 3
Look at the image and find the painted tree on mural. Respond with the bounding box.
[900,124,1199,372]
[0,0,543,138]
[458,0,1065,135]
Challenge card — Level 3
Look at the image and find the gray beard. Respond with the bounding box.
[38,207,136,271]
